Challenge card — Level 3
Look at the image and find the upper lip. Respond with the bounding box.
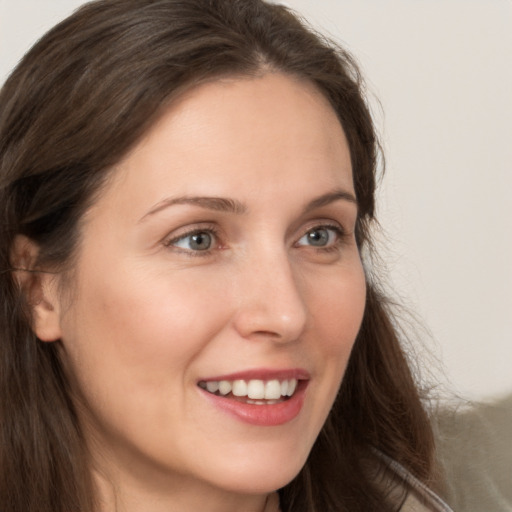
[198,368,310,382]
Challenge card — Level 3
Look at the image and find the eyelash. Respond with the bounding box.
[163,223,347,257]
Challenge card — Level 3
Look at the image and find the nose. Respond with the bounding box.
[231,249,308,343]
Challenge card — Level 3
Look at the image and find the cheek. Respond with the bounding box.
[59,260,232,401]
[303,260,366,397]
[283,260,366,458]
[57,262,237,461]
[308,262,366,357]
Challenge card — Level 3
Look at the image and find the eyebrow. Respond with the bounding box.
[139,188,357,222]
[140,196,247,221]
[303,190,357,212]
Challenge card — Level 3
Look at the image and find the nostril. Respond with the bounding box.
[253,330,282,338]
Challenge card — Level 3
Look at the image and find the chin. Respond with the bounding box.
[213,468,300,496]
[198,443,309,495]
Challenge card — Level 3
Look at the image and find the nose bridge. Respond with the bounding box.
[232,244,308,342]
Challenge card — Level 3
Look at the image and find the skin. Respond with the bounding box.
[32,73,367,512]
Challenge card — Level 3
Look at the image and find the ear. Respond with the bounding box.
[11,235,63,342]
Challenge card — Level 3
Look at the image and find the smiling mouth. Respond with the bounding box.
[198,378,298,405]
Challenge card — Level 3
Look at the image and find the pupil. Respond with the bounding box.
[308,229,328,246]
[191,232,211,250]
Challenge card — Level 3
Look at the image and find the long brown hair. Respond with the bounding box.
[0,1,434,510]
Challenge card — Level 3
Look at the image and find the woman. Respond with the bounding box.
[0,1,453,511]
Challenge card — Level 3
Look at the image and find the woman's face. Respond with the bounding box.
[47,73,366,504]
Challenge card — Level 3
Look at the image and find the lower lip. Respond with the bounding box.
[199,381,308,426]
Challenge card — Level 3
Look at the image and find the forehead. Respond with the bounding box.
[90,73,353,219]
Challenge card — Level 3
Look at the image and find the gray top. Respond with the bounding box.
[378,453,454,512]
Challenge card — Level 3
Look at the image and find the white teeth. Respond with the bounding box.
[206,381,219,393]
[247,380,265,399]
[201,378,299,400]
[286,379,297,397]
[218,380,232,395]
[265,379,282,400]
[232,379,248,396]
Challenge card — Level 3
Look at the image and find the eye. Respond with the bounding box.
[296,226,341,248]
[169,230,215,252]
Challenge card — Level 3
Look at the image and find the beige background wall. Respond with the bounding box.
[1,0,511,401]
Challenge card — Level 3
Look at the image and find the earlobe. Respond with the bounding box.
[31,277,63,342]
[11,235,63,342]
